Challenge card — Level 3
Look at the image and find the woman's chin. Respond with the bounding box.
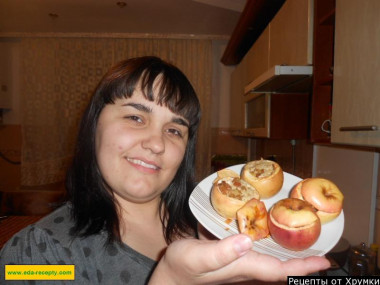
[112,185,162,205]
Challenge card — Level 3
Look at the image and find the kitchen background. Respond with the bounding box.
[1,0,380,262]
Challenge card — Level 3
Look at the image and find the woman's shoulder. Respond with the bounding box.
[0,204,75,260]
[34,203,74,239]
[9,203,76,247]
[0,203,158,283]
[0,203,106,272]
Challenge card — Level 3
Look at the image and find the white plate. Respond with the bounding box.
[189,164,344,261]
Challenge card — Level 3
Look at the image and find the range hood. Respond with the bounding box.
[244,65,313,94]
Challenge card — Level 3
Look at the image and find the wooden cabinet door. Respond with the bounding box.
[269,0,313,67]
[244,27,270,85]
[229,27,269,130]
[331,0,380,147]
[229,61,245,129]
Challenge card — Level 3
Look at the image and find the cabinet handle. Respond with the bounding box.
[339,125,378,132]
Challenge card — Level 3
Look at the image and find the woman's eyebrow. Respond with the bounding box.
[122,102,152,113]
[122,102,189,128]
[172,117,189,128]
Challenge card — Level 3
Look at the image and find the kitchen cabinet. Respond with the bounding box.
[229,0,313,130]
[229,25,268,130]
[245,0,314,85]
[244,27,270,86]
[221,0,285,66]
[229,60,246,129]
[310,0,335,143]
[331,0,380,147]
[268,0,313,68]
[229,27,270,130]
[243,92,309,139]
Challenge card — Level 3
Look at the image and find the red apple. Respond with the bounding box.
[290,178,344,224]
[237,198,269,241]
[268,198,321,251]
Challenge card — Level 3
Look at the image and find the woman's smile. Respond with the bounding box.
[126,157,161,172]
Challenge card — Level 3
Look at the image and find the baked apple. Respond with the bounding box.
[290,178,344,224]
[237,198,269,241]
[268,198,321,251]
[241,159,284,199]
[213,168,240,184]
[211,176,260,219]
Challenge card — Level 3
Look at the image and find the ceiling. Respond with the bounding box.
[0,0,245,37]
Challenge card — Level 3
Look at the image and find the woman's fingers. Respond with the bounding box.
[280,256,331,277]
[200,234,253,270]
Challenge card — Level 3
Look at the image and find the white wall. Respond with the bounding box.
[313,144,379,246]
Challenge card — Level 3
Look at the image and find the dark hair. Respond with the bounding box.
[66,56,201,244]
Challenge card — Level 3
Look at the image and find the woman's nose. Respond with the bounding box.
[142,132,165,154]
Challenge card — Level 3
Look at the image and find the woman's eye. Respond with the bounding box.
[167,128,183,137]
[125,115,143,123]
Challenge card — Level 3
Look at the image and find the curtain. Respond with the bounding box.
[20,37,212,186]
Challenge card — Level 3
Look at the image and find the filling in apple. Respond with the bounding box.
[247,160,275,179]
[217,177,258,202]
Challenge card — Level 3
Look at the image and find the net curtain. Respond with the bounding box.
[20,37,212,186]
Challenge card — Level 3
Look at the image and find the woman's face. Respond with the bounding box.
[95,85,189,204]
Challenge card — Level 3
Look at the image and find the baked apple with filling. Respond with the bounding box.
[290,178,344,224]
[211,176,260,219]
[237,198,269,241]
[268,198,321,251]
[241,159,284,199]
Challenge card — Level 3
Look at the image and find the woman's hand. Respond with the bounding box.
[149,234,330,285]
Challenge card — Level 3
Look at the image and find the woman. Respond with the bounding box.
[0,56,329,284]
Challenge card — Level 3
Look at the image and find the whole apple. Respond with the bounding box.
[268,198,321,251]
[290,178,344,224]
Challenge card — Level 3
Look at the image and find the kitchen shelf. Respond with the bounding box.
[244,65,313,94]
